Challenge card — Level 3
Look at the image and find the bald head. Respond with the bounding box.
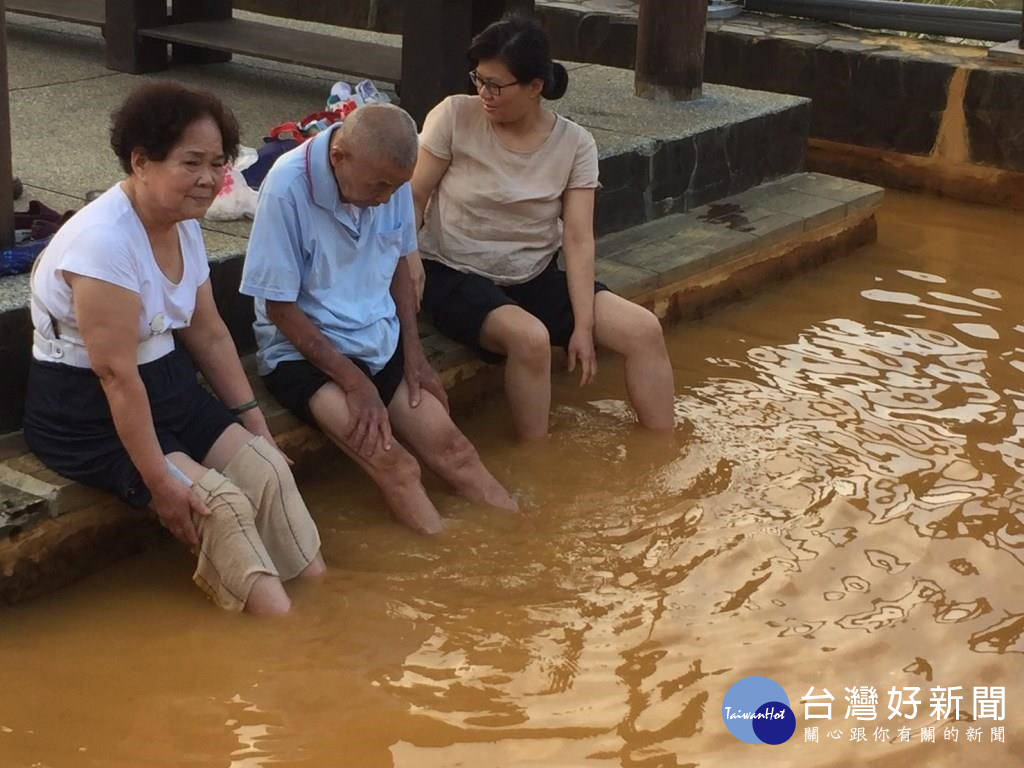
[335,103,418,170]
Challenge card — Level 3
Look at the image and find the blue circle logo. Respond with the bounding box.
[721,676,796,745]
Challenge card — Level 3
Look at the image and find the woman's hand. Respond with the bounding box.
[239,406,293,465]
[567,327,598,387]
[151,474,210,551]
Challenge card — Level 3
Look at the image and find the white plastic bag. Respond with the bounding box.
[205,146,259,221]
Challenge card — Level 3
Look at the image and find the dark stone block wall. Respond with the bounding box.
[703,36,953,158]
[965,70,1024,172]
[541,11,1024,175]
[594,151,649,236]
[591,101,810,237]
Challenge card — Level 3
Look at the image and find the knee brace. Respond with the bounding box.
[191,468,278,611]
[221,436,321,581]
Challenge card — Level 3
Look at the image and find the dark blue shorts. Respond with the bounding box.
[23,346,237,509]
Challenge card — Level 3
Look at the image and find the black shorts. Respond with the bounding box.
[22,346,237,509]
[262,343,405,427]
[421,255,610,364]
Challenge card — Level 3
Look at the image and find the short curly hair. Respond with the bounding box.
[110,82,240,175]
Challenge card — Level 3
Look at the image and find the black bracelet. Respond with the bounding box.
[229,399,259,415]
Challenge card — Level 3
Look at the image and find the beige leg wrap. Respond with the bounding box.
[192,468,279,612]
[221,435,322,582]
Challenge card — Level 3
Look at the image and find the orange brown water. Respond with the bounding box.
[1,191,1022,767]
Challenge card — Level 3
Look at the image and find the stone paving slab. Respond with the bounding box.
[988,40,1024,64]
[3,21,111,87]
[561,66,807,141]
[0,482,45,539]
[596,173,882,295]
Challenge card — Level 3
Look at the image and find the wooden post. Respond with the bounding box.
[400,0,472,128]
[1019,0,1022,49]
[1,0,14,248]
[635,0,706,101]
[400,0,535,128]
[105,0,169,73]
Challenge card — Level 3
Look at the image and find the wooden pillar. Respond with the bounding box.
[634,0,706,101]
[171,0,232,65]
[105,0,169,73]
[1020,0,1023,49]
[400,0,472,128]
[1,0,14,248]
[400,0,535,128]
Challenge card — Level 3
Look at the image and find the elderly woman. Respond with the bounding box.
[23,83,324,614]
[411,15,676,440]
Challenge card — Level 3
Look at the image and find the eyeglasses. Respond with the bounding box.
[469,70,519,97]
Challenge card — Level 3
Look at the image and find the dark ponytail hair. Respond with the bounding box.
[468,14,569,100]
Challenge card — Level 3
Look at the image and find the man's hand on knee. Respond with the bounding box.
[342,376,393,457]
[404,345,449,412]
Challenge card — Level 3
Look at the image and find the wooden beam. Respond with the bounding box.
[1,0,14,249]
[6,0,104,26]
[171,0,232,65]
[634,0,706,101]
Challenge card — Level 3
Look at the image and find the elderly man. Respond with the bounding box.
[240,104,516,534]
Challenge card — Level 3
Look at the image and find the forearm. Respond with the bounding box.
[183,327,254,409]
[99,370,171,488]
[391,259,425,355]
[563,239,597,332]
[413,195,427,231]
[267,302,368,391]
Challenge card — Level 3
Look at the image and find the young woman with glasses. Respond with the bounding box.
[411,14,675,440]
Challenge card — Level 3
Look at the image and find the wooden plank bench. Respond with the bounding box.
[6,0,104,26]
[139,0,535,122]
[138,17,402,84]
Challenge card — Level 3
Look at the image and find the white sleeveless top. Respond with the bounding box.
[31,184,210,368]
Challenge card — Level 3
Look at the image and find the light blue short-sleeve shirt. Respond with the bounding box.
[240,124,417,375]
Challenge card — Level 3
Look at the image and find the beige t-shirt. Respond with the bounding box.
[418,94,600,285]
